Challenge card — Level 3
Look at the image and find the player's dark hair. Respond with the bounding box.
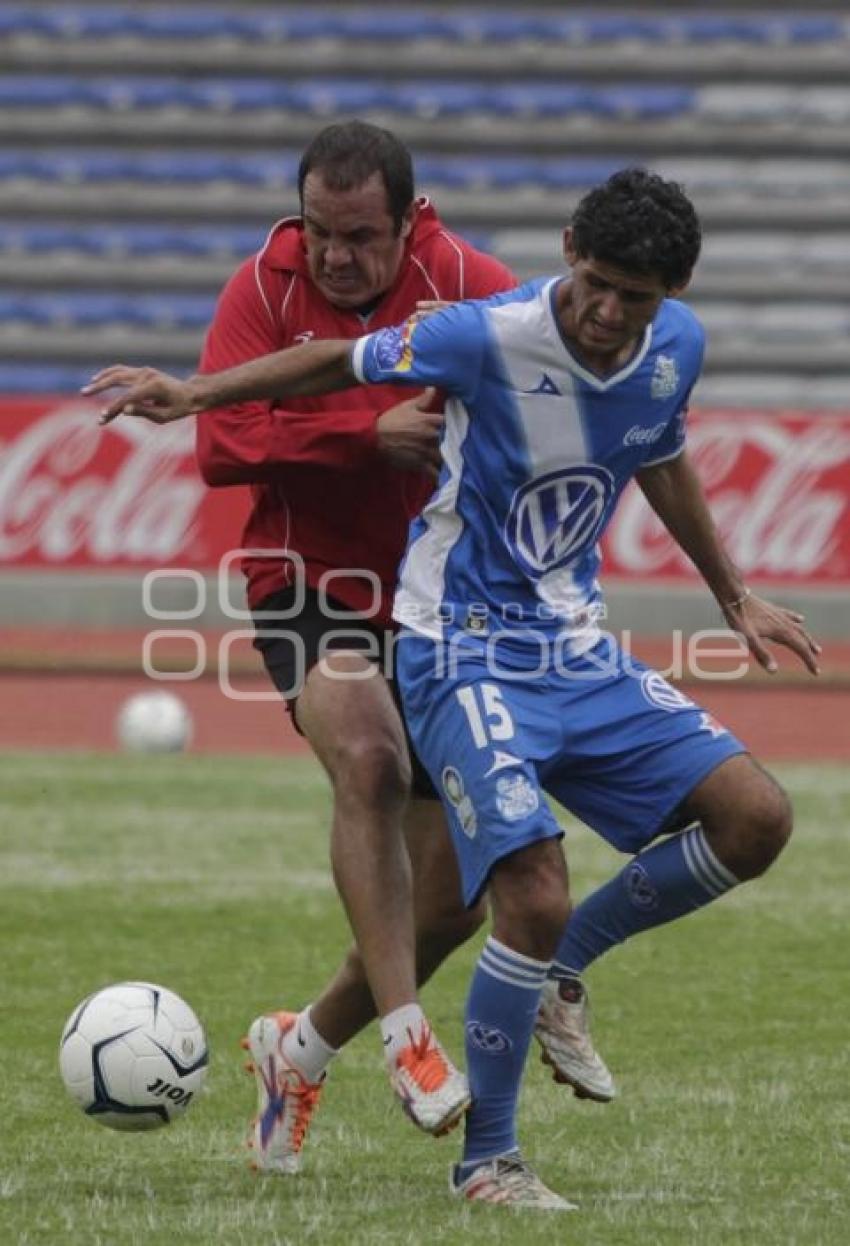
[298,120,415,233]
[571,168,702,289]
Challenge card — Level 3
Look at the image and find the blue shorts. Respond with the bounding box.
[396,634,746,905]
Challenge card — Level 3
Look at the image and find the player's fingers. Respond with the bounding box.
[792,622,822,655]
[414,387,438,409]
[775,628,821,675]
[98,384,162,424]
[739,626,778,674]
[98,396,137,424]
[82,365,146,395]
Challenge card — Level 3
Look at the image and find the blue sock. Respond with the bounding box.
[553,825,739,977]
[460,936,550,1170]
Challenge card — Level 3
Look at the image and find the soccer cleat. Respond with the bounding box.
[450,1154,578,1210]
[388,1023,471,1136]
[534,978,615,1103]
[242,1011,324,1174]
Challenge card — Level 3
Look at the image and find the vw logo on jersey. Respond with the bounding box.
[640,670,696,713]
[465,1020,513,1055]
[505,465,615,576]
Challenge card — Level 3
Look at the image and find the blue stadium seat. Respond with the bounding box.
[85,78,193,109]
[591,86,695,119]
[0,293,215,329]
[266,12,454,41]
[0,148,630,192]
[492,84,596,118]
[283,80,393,115]
[0,77,83,107]
[0,75,700,121]
[391,83,494,118]
[186,81,292,112]
[0,8,843,47]
[0,222,265,258]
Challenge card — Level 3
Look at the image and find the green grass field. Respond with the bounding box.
[1,751,848,1246]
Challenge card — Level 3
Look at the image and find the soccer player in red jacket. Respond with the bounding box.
[197,122,518,1170]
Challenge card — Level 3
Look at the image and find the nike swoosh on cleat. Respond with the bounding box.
[296,1027,306,1047]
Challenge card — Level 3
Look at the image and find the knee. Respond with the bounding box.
[733,778,794,879]
[330,734,411,809]
[419,895,487,956]
[491,845,570,961]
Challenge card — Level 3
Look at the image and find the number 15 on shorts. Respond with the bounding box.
[456,683,516,748]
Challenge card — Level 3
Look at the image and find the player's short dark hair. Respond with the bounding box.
[571,168,702,289]
[298,120,415,233]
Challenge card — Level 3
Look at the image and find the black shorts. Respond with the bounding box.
[252,585,438,799]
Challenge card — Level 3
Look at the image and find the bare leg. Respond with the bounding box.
[310,796,487,1048]
[682,753,793,880]
[294,653,419,1020]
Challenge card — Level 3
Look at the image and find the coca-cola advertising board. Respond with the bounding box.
[603,410,850,584]
[0,398,249,568]
[0,398,848,583]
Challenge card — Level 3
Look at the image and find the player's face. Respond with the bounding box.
[301,171,414,309]
[561,230,687,370]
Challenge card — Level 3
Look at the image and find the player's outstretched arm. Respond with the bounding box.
[83,340,356,425]
[637,451,821,676]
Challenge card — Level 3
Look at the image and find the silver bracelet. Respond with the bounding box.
[725,587,751,610]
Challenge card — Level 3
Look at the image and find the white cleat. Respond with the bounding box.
[388,1023,471,1136]
[242,1011,324,1174]
[534,978,615,1103]
[450,1154,578,1210]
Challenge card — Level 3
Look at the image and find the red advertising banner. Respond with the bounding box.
[1,398,848,583]
[0,397,249,569]
[602,409,850,585]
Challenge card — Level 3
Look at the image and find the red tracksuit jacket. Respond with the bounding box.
[196,199,515,624]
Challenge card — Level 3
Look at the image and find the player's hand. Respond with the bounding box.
[375,389,443,476]
[82,366,197,425]
[415,299,453,316]
[722,591,821,676]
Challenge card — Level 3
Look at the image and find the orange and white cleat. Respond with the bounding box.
[242,1011,324,1174]
[387,1023,470,1136]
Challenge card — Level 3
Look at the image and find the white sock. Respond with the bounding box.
[281,1007,338,1084]
[380,1003,427,1064]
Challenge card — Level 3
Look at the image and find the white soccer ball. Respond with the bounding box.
[116,690,192,753]
[59,981,208,1131]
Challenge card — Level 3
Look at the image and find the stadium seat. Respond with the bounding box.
[0,75,699,122]
[0,9,843,48]
[0,292,215,329]
[0,222,265,258]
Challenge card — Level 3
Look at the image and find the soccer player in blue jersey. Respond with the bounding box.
[90,168,820,1210]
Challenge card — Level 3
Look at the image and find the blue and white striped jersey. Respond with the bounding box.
[352,277,704,662]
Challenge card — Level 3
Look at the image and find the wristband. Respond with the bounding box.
[725,587,751,610]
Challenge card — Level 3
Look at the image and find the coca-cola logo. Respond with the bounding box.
[0,401,206,564]
[605,413,850,580]
[623,422,667,447]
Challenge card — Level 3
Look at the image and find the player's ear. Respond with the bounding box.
[399,202,416,241]
[562,227,578,267]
